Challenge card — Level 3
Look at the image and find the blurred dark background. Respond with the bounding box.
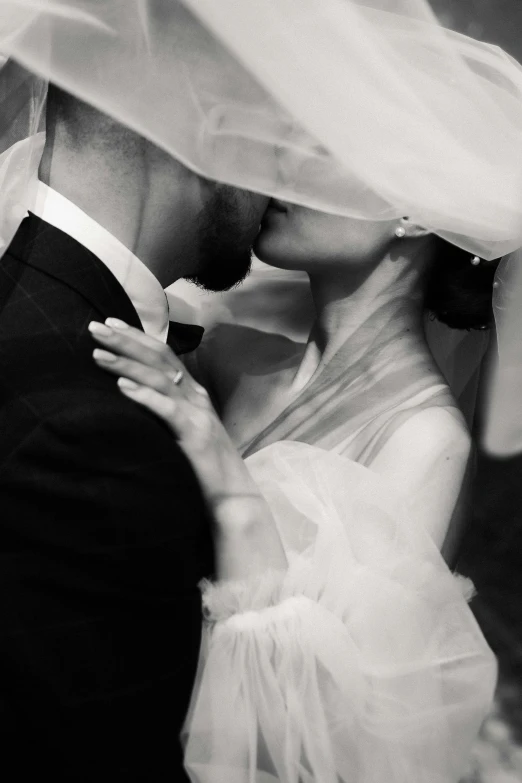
[431,3,522,780]
[433,0,522,54]
[459,424,522,780]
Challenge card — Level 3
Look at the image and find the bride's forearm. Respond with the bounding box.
[213,494,287,581]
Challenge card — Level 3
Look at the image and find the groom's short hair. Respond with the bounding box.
[47,83,93,138]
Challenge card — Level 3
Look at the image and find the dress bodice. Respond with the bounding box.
[183,440,496,783]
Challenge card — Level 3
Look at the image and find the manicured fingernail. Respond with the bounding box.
[93,349,117,363]
[88,321,112,337]
[105,318,128,329]
[118,377,140,391]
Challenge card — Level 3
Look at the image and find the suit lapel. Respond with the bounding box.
[8,214,144,330]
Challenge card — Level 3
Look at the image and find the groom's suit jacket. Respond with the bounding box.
[0,215,214,781]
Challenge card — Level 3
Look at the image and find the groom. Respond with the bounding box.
[0,84,267,781]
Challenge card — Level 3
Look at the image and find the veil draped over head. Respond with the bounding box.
[1,0,522,451]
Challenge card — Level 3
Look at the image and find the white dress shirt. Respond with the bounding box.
[30,182,170,342]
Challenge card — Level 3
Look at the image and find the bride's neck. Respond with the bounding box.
[292,249,427,389]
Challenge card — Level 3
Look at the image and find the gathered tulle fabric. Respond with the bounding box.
[183,441,496,783]
[1,0,522,260]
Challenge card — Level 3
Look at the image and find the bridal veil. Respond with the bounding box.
[0,0,521,448]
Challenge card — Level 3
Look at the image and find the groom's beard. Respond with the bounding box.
[186,185,259,292]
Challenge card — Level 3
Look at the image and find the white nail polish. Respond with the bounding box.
[118,377,140,391]
[93,349,117,363]
[88,321,112,337]
[105,318,129,329]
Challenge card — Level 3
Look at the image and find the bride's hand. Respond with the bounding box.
[89,318,287,577]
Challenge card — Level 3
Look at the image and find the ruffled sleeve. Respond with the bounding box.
[183,442,496,783]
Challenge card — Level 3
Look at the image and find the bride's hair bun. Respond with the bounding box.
[424,237,500,331]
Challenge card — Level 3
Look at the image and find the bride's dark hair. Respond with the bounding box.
[424,237,500,331]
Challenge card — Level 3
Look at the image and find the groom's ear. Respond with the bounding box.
[398,217,431,239]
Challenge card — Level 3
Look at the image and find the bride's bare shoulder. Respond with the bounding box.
[369,406,472,549]
[372,406,471,475]
[394,405,469,450]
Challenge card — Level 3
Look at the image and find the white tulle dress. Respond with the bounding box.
[183,440,497,783]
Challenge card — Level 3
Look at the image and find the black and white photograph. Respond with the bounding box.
[0,1,521,781]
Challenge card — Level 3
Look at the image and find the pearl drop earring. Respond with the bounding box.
[395,226,406,238]
[470,256,481,266]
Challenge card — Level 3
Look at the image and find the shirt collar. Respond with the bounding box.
[30,182,170,342]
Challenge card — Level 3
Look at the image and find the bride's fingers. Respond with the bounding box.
[93,349,182,396]
[88,319,191,381]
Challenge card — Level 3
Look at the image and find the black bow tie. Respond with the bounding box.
[166,320,204,355]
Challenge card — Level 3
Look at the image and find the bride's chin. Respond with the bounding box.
[254,225,308,272]
[254,250,304,272]
[254,234,288,269]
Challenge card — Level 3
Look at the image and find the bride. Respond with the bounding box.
[91,204,499,782]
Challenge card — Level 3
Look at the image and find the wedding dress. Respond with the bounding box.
[183,440,496,783]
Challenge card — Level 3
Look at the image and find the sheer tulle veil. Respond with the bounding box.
[0,0,522,449]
